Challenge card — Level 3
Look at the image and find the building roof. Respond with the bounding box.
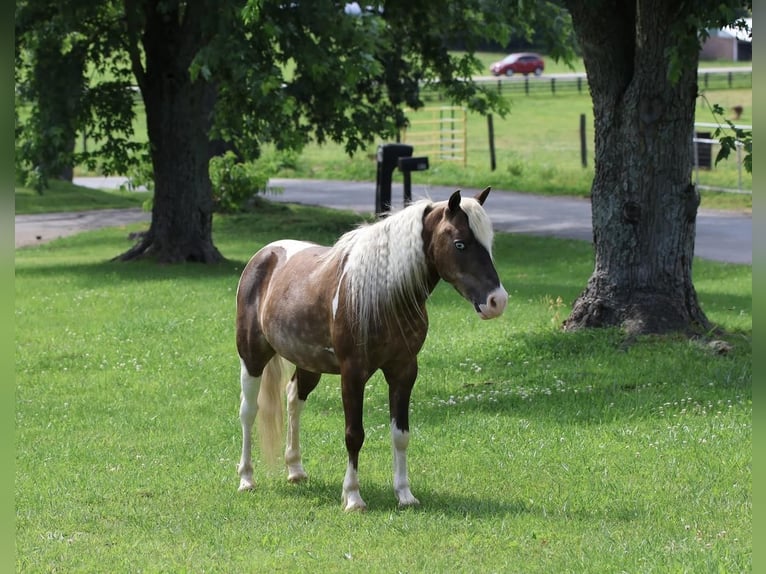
[713,17,752,42]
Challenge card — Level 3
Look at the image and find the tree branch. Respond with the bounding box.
[123,0,148,92]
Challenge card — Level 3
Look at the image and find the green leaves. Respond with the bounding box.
[16,0,139,189]
[707,102,752,174]
[208,151,277,213]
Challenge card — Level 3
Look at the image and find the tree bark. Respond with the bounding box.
[115,0,224,263]
[563,0,711,335]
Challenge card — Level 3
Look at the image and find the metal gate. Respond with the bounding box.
[401,106,466,166]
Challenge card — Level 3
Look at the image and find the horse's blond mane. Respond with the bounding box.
[327,195,495,344]
[329,200,432,342]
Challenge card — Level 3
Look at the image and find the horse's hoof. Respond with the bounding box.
[342,491,367,512]
[238,479,255,492]
[287,472,308,483]
[397,497,420,508]
[344,501,367,512]
[395,487,420,508]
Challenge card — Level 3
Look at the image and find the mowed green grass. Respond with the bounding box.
[15,200,751,572]
[14,178,147,214]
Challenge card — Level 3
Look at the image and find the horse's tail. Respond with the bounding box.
[256,355,290,468]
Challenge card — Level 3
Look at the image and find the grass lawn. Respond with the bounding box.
[15,179,148,214]
[15,197,751,572]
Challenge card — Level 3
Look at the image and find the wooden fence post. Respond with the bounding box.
[487,114,496,171]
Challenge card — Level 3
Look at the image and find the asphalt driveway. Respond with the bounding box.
[14,176,751,264]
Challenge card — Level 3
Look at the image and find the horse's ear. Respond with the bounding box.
[448,190,462,213]
[475,186,491,205]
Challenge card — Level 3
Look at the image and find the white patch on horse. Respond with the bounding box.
[477,285,509,320]
[331,267,347,321]
[237,358,261,492]
[271,239,315,261]
[236,240,316,303]
[285,376,308,482]
[460,196,509,318]
[342,462,367,511]
[391,420,420,507]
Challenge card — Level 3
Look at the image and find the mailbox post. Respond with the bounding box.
[397,156,430,206]
[375,143,412,215]
[375,143,430,215]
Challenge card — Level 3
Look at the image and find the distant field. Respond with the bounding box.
[262,86,752,210]
[66,53,751,211]
[467,51,752,76]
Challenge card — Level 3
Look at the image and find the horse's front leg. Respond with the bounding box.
[340,363,371,512]
[383,359,420,508]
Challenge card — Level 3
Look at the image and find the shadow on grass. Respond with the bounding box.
[295,324,751,430]
[250,472,651,523]
[264,474,532,518]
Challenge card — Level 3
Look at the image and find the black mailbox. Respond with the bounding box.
[375,143,413,215]
[397,156,429,206]
[397,156,429,172]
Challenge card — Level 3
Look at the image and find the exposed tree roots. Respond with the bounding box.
[112,229,225,264]
[563,290,714,337]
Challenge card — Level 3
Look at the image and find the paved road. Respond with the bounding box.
[14,207,150,249]
[265,178,751,265]
[14,176,751,264]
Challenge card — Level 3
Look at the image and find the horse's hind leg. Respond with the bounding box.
[285,368,320,483]
[384,360,420,507]
[237,358,263,492]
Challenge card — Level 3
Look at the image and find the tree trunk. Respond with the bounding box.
[32,36,85,183]
[115,0,224,263]
[563,0,711,335]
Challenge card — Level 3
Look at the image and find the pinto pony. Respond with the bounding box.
[235,187,508,511]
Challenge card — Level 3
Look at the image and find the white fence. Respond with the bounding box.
[692,122,751,194]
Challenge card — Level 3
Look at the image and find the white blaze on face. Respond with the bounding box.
[460,198,508,319]
[460,197,495,257]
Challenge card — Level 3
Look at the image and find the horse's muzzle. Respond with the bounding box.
[476,286,508,320]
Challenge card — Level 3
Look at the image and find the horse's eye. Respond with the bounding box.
[454,241,466,251]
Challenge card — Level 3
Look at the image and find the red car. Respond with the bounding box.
[490,52,545,77]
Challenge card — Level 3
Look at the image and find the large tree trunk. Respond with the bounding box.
[115,0,224,263]
[563,0,711,335]
[32,36,84,183]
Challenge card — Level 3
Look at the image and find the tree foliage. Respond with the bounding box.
[15,0,578,261]
[15,0,577,187]
[15,0,145,192]
[673,2,752,174]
